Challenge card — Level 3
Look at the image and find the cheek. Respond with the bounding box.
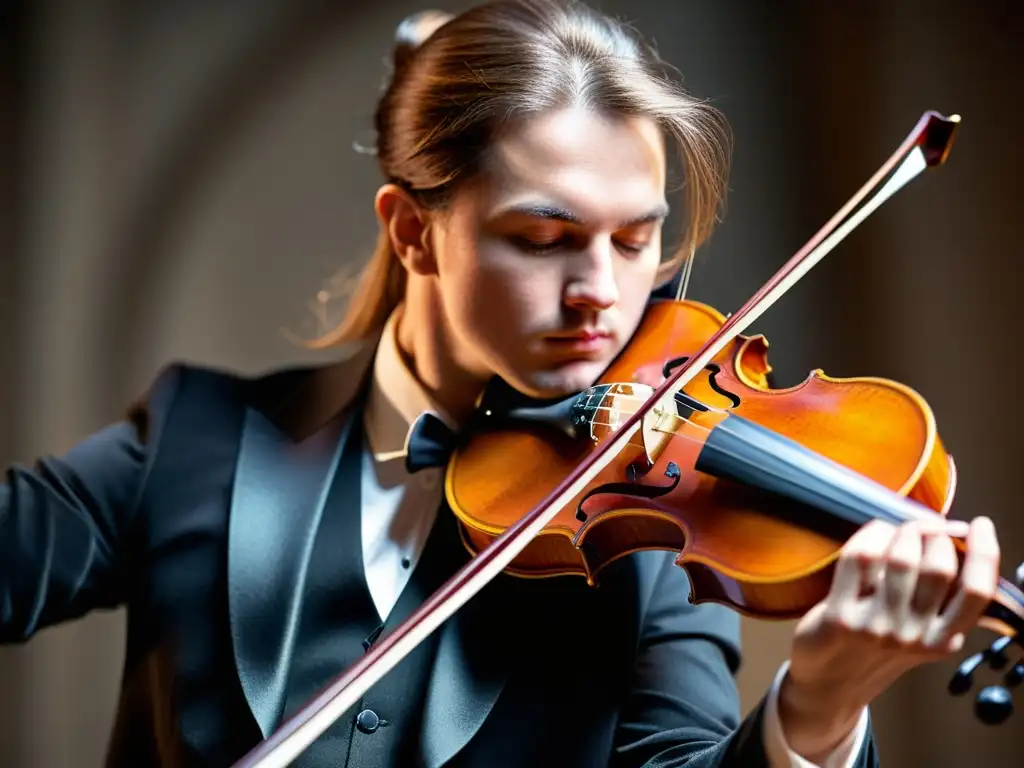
[444,239,560,335]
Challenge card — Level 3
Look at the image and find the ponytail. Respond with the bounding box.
[307,10,450,350]
[307,230,407,348]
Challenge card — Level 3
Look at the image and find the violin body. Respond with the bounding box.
[231,113,1024,767]
[446,299,957,620]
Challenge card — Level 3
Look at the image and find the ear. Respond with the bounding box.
[374,183,437,276]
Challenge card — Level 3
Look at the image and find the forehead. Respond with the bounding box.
[477,107,667,221]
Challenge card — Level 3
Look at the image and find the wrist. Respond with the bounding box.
[777,670,866,763]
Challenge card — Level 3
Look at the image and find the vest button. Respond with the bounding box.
[356,709,380,734]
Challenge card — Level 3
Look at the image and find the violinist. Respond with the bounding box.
[0,1,1001,766]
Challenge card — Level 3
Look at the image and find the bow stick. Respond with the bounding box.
[232,110,961,768]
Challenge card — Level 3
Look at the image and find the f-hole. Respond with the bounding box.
[662,355,742,410]
[575,462,681,522]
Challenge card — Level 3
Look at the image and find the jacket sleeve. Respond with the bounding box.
[0,365,182,642]
[611,552,880,768]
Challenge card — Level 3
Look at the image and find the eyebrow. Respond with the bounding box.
[501,202,670,228]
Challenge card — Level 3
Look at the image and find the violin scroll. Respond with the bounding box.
[948,561,1024,724]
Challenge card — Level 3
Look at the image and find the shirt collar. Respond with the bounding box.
[363,307,457,463]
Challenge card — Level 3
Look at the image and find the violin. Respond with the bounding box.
[233,111,1024,767]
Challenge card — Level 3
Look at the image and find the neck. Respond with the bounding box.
[395,277,489,425]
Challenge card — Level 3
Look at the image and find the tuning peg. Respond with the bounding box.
[986,635,1013,669]
[966,660,1022,726]
[950,651,985,696]
[950,634,1014,697]
[949,633,1024,725]
[1006,660,1024,688]
[947,560,1024,724]
[975,685,1013,725]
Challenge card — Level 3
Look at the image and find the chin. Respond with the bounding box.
[519,360,609,400]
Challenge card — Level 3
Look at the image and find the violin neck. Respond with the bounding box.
[694,414,942,540]
[695,415,1024,639]
[984,582,1024,640]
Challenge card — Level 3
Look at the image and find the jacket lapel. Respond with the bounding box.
[228,405,352,737]
[226,333,520,759]
[419,609,510,767]
[420,561,534,767]
[227,339,377,737]
[420,567,604,766]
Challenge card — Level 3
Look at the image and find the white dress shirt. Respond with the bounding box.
[358,308,869,767]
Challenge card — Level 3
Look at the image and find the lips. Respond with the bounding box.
[545,330,612,353]
[562,331,608,342]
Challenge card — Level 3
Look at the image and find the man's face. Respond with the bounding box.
[431,106,668,399]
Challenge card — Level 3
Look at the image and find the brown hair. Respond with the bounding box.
[314,0,730,347]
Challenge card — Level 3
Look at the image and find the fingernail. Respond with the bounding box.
[944,520,970,537]
[917,518,968,536]
[922,622,942,647]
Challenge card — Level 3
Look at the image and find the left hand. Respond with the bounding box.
[779,515,1001,761]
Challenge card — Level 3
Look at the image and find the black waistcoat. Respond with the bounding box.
[280,415,466,767]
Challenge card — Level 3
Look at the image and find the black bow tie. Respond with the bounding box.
[402,379,586,475]
[405,412,458,474]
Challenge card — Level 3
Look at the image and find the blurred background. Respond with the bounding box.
[1,0,1022,765]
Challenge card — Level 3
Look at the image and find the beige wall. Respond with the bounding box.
[2,1,1022,765]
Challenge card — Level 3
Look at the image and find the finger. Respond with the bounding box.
[926,516,1000,647]
[910,515,970,539]
[895,527,958,646]
[830,520,895,602]
[875,523,924,641]
[829,520,897,628]
[911,529,958,619]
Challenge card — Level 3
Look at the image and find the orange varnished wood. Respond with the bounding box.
[446,299,955,619]
[228,113,1024,768]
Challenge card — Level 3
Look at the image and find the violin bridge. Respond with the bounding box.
[641,392,686,464]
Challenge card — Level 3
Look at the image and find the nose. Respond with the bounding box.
[564,242,619,312]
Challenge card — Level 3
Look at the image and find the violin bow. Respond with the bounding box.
[231,110,961,768]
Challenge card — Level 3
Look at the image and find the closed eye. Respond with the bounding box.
[511,235,650,255]
[616,240,648,254]
[511,235,566,253]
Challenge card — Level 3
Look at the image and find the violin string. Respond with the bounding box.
[652,245,697,388]
[675,246,695,303]
[584,407,946,531]
[587,407,713,439]
[583,388,731,415]
[585,386,961,530]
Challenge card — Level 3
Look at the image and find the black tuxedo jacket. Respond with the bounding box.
[0,336,879,767]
